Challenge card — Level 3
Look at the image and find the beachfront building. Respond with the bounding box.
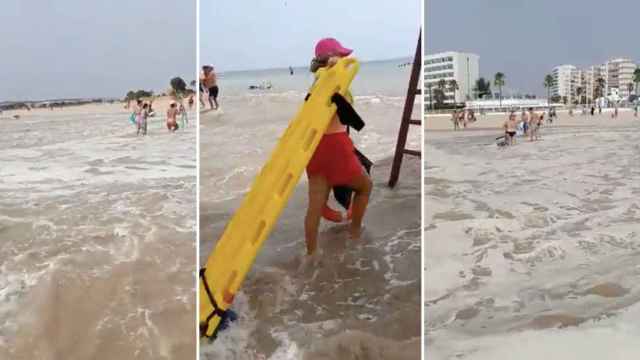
[424,51,479,107]
[552,58,637,104]
[605,58,636,98]
[551,65,579,103]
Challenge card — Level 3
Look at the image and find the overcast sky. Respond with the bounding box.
[426,0,640,95]
[200,0,420,72]
[0,0,195,101]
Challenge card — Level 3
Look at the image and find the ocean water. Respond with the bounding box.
[199,58,422,358]
[425,116,640,359]
[215,58,413,97]
[0,105,196,359]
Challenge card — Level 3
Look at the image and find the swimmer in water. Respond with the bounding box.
[166,101,179,132]
[200,65,219,110]
[304,38,372,256]
[136,103,149,136]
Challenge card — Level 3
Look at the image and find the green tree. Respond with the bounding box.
[634,68,640,95]
[494,72,505,108]
[474,77,491,99]
[595,77,606,99]
[448,79,459,104]
[576,86,584,105]
[433,88,446,109]
[435,79,448,108]
[426,82,434,110]
[543,74,554,105]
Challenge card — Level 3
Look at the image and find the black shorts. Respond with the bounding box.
[209,86,219,99]
[506,131,516,137]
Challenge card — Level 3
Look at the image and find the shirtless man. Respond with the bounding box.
[528,107,540,141]
[451,110,459,130]
[504,112,518,146]
[200,65,219,110]
[166,101,179,132]
[459,110,467,128]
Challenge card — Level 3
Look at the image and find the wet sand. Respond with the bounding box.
[200,92,421,359]
[425,111,640,359]
[0,101,196,359]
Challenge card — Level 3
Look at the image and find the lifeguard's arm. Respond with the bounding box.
[331,93,364,131]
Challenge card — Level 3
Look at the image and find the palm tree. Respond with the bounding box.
[596,77,606,99]
[543,74,554,105]
[474,78,488,99]
[426,82,434,110]
[494,72,505,108]
[436,79,447,108]
[448,79,459,104]
[576,86,584,105]
[627,83,634,98]
[634,68,640,95]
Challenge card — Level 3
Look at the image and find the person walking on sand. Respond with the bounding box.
[504,112,517,146]
[166,101,179,132]
[136,103,149,136]
[521,109,529,136]
[528,107,540,141]
[200,65,219,110]
[467,109,476,124]
[463,110,469,128]
[304,38,372,256]
[451,109,459,131]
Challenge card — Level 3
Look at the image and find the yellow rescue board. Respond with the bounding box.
[200,58,360,337]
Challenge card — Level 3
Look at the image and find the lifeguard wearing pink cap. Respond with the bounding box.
[315,38,353,59]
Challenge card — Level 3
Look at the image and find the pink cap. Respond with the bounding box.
[315,38,352,59]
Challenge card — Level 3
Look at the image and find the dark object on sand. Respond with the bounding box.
[496,135,507,147]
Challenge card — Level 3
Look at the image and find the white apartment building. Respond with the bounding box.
[551,58,637,104]
[606,58,636,97]
[424,51,479,106]
[550,65,579,102]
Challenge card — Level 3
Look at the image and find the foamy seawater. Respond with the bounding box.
[425,116,640,359]
[0,104,196,359]
[200,60,421,358]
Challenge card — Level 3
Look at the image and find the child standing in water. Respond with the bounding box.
[304,38,373,256]
[136,103,149,136]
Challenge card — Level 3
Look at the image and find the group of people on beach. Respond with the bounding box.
[130,98,189,136]
[450,109,476,130]
[199,65,219,110]
[502,108,543,146]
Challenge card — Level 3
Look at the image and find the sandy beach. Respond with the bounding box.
[425,111,640,358]
[0,99,196,359]
[199,62,421,358]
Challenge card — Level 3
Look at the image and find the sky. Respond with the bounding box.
[426,0,640,96]
[0,0,195,101]
[200,0,421,72]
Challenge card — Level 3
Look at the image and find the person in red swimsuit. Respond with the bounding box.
[304,38,373,256]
